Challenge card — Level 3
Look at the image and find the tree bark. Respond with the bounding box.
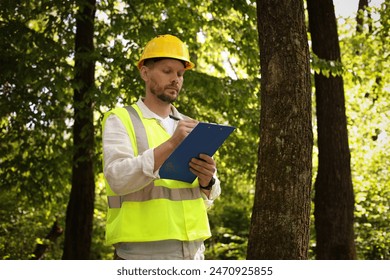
[247,0,312,259]
[62,0,96,260]
[307,0,357,260]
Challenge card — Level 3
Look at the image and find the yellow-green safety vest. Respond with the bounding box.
[102,104,211,245]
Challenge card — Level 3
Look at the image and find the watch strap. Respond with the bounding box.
[200,177,215,190]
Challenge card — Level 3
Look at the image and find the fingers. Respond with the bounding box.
[169,119,198,146]
[176,119,198,136]
[189,154,216,186]
[197,154,215,165]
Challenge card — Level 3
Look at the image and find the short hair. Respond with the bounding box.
[143,57,186,68]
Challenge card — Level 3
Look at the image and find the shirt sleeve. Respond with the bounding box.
[103,114,159,195]
[201,175,221,209]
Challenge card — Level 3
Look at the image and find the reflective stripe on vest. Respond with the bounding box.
[107,182,202,208]
[125,106,148,154]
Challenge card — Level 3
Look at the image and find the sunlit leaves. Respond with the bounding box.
[338,4,390,260]
[311,53,344,77]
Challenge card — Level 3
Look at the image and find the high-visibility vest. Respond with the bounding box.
[102,104,211,245]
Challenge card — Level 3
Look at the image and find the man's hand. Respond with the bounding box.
[169,119,198,146]
[154,119,197,172]
[189,154,216,187]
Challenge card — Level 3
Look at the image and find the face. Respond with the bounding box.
[142,59,185,103]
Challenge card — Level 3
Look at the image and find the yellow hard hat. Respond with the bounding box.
[137,34,195,70]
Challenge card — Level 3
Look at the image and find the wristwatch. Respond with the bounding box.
[200,177,215,191]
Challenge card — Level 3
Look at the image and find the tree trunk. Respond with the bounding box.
[247,0,312,259]
[62,0,96,260]
[307,0,357,259]
[356,0,371,34]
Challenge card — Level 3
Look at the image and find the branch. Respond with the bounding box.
[31,221,63,260]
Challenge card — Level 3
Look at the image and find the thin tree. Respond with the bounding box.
[356,0,372,34]
[247,0,312,259]
[62,0,96,259]
[307,0,357,259]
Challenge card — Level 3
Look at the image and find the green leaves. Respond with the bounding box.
[1,0,389,260]
[331,4,390,260]
[311,53,344,77]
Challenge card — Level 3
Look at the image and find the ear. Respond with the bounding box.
[140,66,149,82]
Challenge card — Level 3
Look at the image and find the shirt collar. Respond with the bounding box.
[136,97,181,120]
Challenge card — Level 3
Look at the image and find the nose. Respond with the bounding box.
[171,76,179,85]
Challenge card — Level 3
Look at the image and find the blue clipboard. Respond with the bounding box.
[159,122,235,183]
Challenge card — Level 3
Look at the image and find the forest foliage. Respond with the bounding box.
[0,0,389,259]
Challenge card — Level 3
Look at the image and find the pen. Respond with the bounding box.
[169,114,181,121]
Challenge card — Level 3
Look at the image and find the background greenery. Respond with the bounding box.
[0,0,389,259]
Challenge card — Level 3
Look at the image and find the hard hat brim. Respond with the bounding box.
[137,35,195,70]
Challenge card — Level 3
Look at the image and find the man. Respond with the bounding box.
[102,34,221,260]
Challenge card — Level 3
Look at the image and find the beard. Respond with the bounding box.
[149,78,180,104]
[154,90,177,103]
